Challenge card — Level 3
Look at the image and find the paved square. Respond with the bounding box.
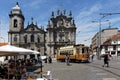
[103,78,117,80]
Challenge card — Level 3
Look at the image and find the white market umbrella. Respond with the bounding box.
[40,56,47,60]
[0,45,39,56]
[0,44,39,79]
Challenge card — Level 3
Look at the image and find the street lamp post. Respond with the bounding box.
[92,20,109,60]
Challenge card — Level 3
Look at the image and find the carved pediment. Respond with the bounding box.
[24,23,45,33]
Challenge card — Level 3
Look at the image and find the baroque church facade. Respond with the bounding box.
[8,2,76,57]
[46,10,76,56]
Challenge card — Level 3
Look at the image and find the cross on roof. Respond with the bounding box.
[31,17,34,24]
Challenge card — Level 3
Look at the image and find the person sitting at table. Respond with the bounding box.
[21,66,27,79]
[9,65,14,79]
[0,66,5,78]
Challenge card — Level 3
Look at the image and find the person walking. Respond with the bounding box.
[90,54,94,62]
[102,53,109,67]
[48,56,52,63]
[66,54,70,65]
[44,57,48,63]
[91,54,94,62]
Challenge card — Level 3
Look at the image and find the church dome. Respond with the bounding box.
[11,2,22,14]
[12,2,20,10]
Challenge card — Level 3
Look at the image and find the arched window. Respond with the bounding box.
[24,35,27,43]
[14,35,17,42]
[38,37,40,43]
[31,35,34,42]
[38,49,40,52]
[14,19,17,27]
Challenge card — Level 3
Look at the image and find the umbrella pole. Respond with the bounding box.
[15,56,17,79]
[7,60,9,80]
[41,60,42,78]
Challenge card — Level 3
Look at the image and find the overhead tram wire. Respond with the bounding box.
[100,12,120,19]
[92,18,109,60]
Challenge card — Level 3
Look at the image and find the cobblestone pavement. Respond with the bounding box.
[35,57,120,80]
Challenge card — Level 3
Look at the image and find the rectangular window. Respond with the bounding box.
[113,45,116,50]
[105,46,108,50]
[76,48,79,54]
[82,48,84,53]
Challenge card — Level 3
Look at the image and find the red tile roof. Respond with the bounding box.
[103,34,120,45]
[103,39,111,45]
[110,33,120,40]
[0,43,8,46]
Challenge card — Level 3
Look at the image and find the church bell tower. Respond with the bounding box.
[9,2,24,31]
[8,2,24,45]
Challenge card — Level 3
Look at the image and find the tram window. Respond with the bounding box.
[60,52,67,55]
[76,48,79,54]
[82,48,84,53]
[86,48,88,53]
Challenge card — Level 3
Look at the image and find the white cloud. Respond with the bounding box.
[23,0,47,9]
[110,17,120,24]
[0,19,9,42]
[75,3,106,46]
[76,3,102,21]
[76,30,96,46]
[76,16,120,46]
[75,3,102,35]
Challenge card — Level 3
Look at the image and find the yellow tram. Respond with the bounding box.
[56,45,90,62]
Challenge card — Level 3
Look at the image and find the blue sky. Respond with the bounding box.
[1,0,120,46]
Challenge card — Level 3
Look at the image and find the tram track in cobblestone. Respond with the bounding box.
[86,63,120,78]
[109,66,120,71]
[90,62,120,71]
